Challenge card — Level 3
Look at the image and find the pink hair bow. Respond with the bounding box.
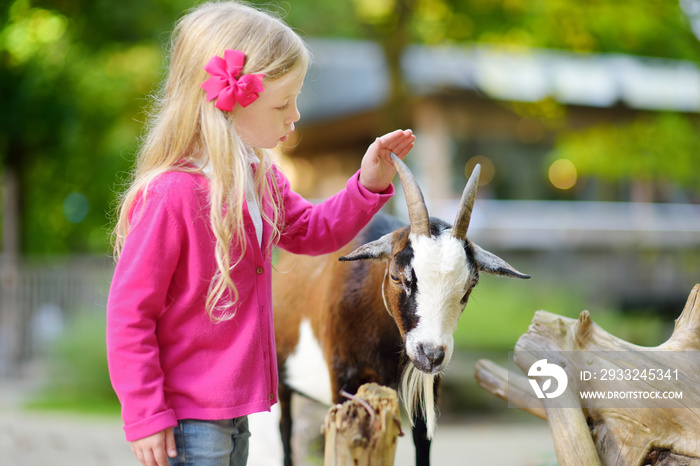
[201,49,264,111]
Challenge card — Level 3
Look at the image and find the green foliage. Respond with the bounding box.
[28,313,120,413]
[0,0,192,255]
[289,0,700,60]
[550,113,700,190]
[454,276,672,351]
[1,0,699,255]
[428,0,700,60]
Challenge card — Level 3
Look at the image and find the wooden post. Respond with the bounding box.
[475,284,700,466]
[323,383,402,466]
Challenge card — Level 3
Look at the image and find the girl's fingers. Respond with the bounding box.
[377,131,415,157]
[153,448,169,466]
[390,130,415,150]
[387,140,415,160]
[165,428,177,458]
[130,430,174,466]
[392,139,415,157]
[378,129,413,147]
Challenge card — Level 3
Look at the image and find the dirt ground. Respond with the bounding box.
[1,378,556,466]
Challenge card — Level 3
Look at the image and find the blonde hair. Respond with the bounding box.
[113,1,310,321]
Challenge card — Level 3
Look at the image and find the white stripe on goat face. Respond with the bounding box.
[405,232,475,374]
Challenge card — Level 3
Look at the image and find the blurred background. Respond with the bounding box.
[1,0,699,464]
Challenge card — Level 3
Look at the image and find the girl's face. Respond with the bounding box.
[233,65,305,149]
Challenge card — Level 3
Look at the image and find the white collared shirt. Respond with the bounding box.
[196,152,264,248]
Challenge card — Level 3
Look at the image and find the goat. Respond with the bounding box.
[273,154,530,465]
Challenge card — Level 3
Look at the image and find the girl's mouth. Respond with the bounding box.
[280,128,294,142]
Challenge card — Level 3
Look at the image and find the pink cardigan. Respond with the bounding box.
[106,166,393,441]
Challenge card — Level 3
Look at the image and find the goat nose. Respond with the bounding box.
[420,344,445,369]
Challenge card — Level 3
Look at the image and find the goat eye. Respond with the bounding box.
[390,274,401,284]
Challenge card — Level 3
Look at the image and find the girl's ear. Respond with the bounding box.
[472,243,531,279]
[339,233,394,262]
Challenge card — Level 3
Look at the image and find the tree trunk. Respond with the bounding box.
[475,284,700,466]
[0,168,21,376]
[379,0,412,133]
[323,383,402,466]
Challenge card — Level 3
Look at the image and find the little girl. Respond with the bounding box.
[106,2,415,466]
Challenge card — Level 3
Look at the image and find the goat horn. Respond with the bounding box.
[390,153,430,237]
[452,163,481,240]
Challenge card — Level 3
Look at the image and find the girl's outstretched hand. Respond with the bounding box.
[359,129,415,193]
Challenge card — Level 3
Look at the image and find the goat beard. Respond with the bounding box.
[399,363,438,439]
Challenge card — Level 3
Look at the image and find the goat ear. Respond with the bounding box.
[339,233,393,262]
[472,243,530,279]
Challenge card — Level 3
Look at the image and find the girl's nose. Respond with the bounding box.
[287,101,301,124]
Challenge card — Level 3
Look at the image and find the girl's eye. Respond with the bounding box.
[277,103,289,110]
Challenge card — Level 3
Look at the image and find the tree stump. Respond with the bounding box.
[323,383,402,466]
[475,284,700,466]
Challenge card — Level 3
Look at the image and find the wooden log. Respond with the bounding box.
[323,383,402,466]
[474,359,545,420]
[541,390,601,466]
[475,284,700,466]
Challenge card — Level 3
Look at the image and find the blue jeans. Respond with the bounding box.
[168,417,250,466]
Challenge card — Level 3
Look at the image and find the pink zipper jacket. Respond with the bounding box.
[106,165,393,441]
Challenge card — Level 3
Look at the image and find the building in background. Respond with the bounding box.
[281,39,700,314]
[286,39,700,201]
[2,39,698,374]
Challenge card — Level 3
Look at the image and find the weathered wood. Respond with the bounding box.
[476,284,700,466]
[323,383,402,466]
[474,359,545,420]
[542,391,601,466]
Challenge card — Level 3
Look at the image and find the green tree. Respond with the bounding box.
[281,0,700,198]
[0,0,192,255]
[550,113,700,199]
[2,0,699,257]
